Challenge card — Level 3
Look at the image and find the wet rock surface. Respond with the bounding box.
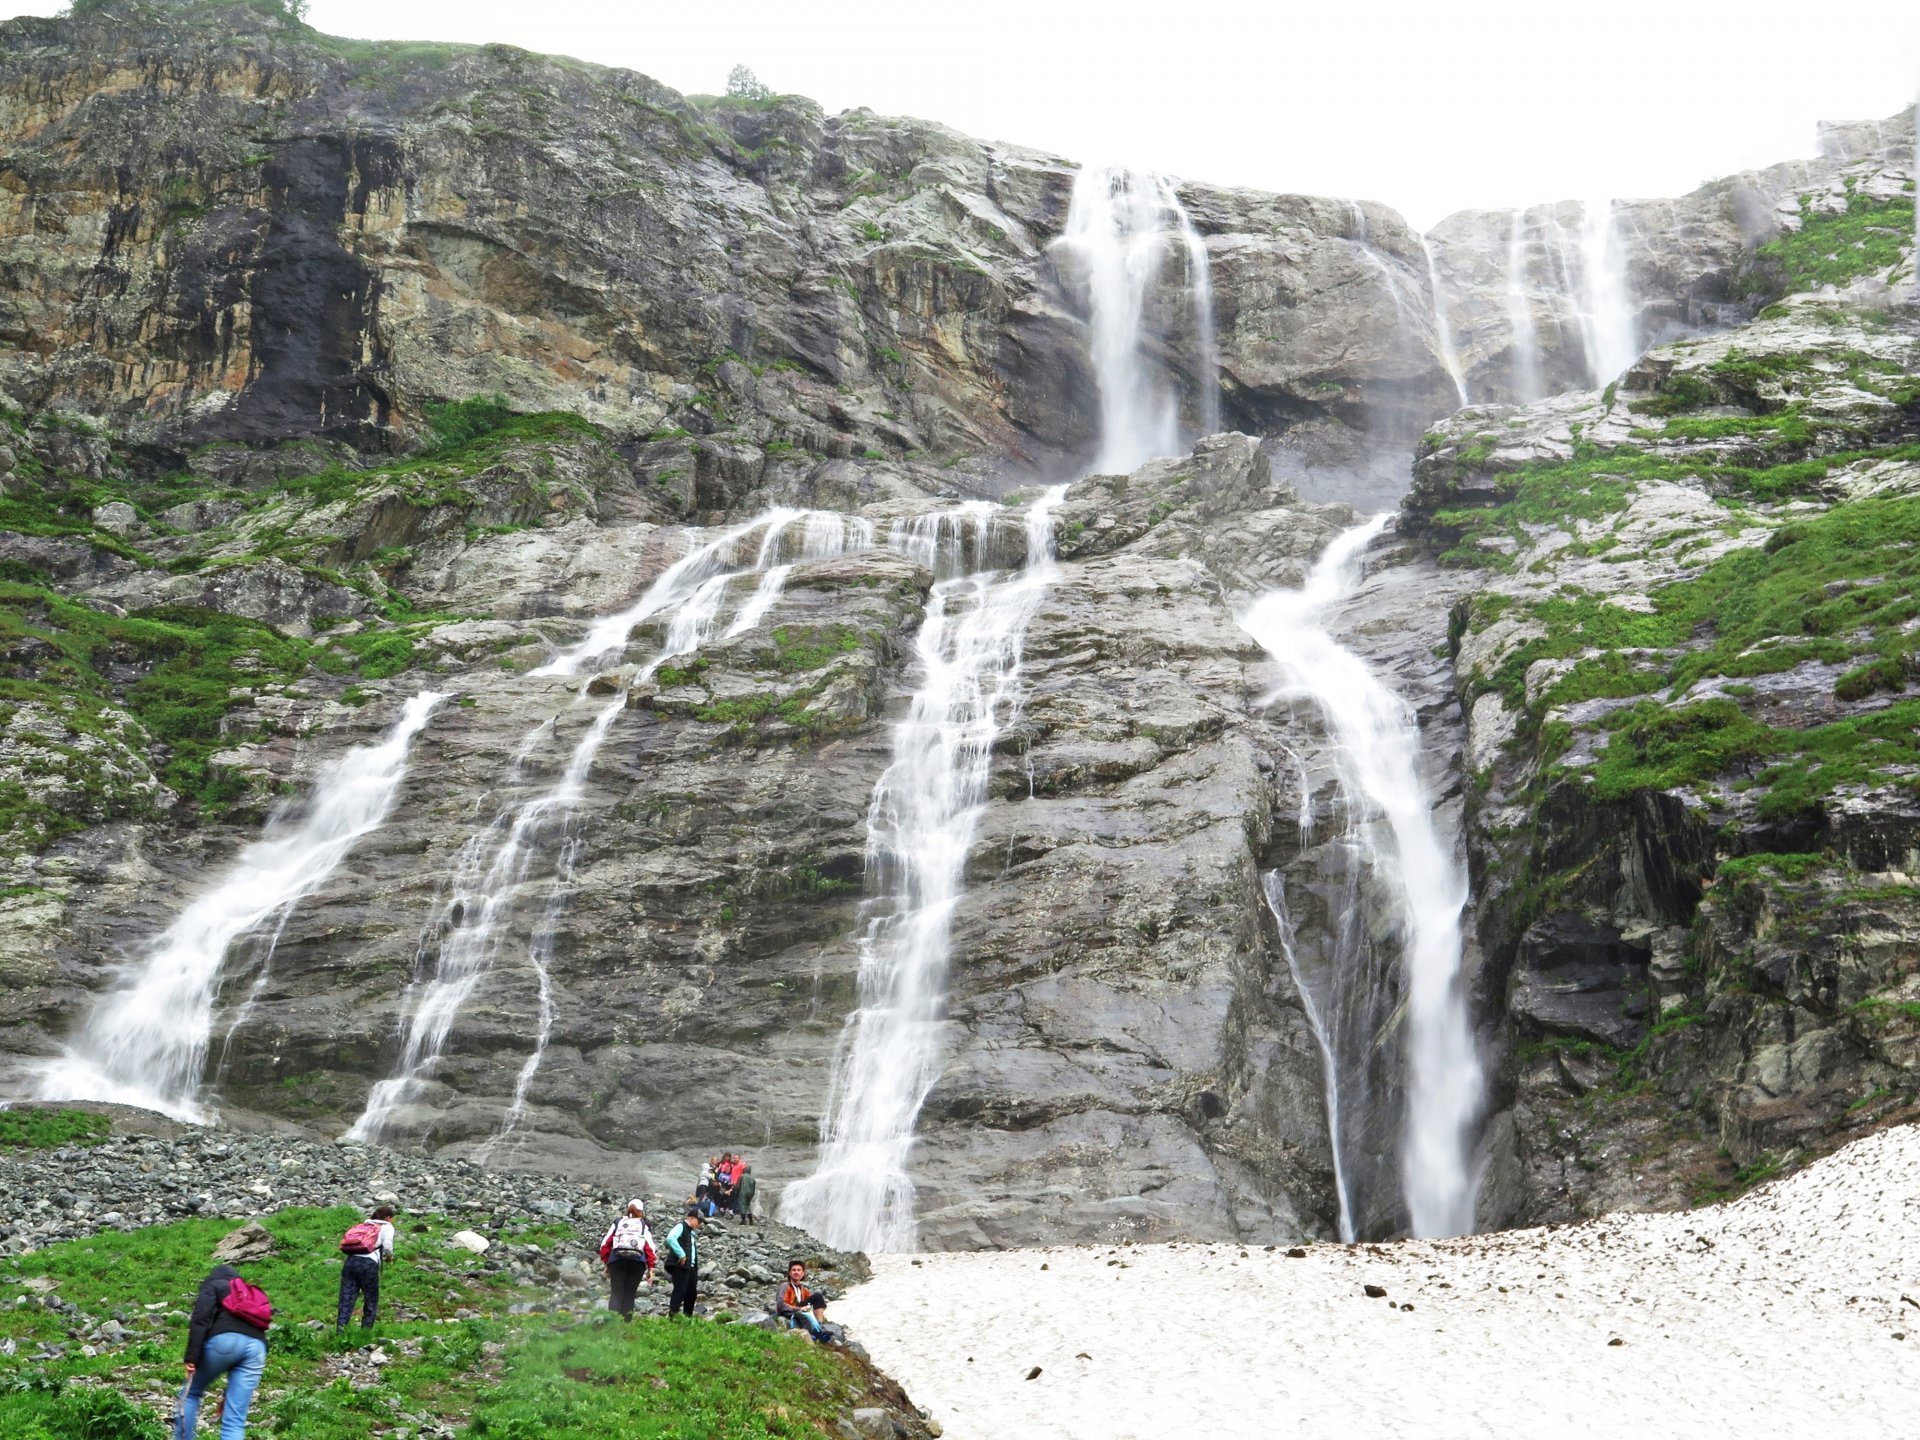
[1409,293,1920,1225]
[0,1,1916,1259]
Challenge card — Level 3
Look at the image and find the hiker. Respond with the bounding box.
[597,1199,656,1321]
[737,1163,757,1225]
[177,1263,271,1438]
[337,1205,397,1331]
[661,1205,704,1318]
[775,1259,835,1344]
[712,1153,741,1212]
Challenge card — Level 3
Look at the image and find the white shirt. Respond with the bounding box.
[366,1220,396,1266]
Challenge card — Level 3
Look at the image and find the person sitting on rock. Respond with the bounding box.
[337,1205,397,1332]
[597,1199,656,1321]
[178,1262,270,1438]
[661,1206,704,1318]
[775,1259,834,1344]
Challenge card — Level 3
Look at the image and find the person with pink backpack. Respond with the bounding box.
[176,1263,271,1437]
[336,1205,398,1331]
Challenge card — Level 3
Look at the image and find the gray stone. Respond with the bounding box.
[210,1221,276,1263]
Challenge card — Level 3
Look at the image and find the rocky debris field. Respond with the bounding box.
[0,1116,870,1308]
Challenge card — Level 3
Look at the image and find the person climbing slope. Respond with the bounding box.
[661,1206,704,1318]
[176,1262,271,1438]
[597,1198,656,1320]
[337,1204,397,1331]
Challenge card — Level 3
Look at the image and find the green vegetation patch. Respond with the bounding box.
[471,1320,869,1440]
[1489,493,1920,818]
[1746,183,1917,295]
[692,682,833,739]
[0,1109,108,1149]
[0,586,310,815]
[1429,442,1662,567]
[759,625,863,674]
[268,399,600,512]
[0,1206,876,1440]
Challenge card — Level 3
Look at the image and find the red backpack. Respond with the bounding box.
[340,1221,383,1255]
[220,1276,273,1329]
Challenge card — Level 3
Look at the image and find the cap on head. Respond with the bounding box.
[628,1198,645,1214]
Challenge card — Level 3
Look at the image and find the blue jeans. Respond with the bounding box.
[787,1311,831,1343]
[176,1331,266,1439]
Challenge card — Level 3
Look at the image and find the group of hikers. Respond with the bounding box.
[594,1192,839,1344]
[174,1206,396,1438]
[691,1151,756,1220]
[172,1164,839,1437]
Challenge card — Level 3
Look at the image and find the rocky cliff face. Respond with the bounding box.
[1406,291,1920,1223]
[0,1,1472,484]
[4,0,1918,1248]
[1425,112,1918,406]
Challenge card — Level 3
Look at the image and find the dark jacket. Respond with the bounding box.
[184,1264,268,1366]
[661,1221,699,1270]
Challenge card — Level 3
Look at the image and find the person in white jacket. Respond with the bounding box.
[598,1200,655,1320]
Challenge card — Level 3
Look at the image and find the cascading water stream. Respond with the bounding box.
[37,692,445,1122]
[1578,198,1638,387]
[781,487,1067,1252]
[1239,518,1482,1238]
[1261,870,1356,1242]
[1421,236,1472,408]
[349,510,874,1144]
[1504,209,1543,403]
[1053,165,1218,473]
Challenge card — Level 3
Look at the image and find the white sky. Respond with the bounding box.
[4,1,1917,229]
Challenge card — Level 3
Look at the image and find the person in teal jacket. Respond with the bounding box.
[660,1207,704,1318]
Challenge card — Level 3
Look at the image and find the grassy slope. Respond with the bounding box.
[0,1198,876,1440]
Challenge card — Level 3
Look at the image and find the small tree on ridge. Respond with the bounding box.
[726,64,772,101]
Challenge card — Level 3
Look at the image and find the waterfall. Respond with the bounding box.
[780,486,1068,1253]
[37,692,444,1122]
[1261,871,1356,1242]
[1054,166,1218,473]
[1578,198,1638,387]
[1421,237,1472,408]
[351,509,876,1145]
[534,508,810,679]
[1503,209,1543,403]
[1238,518,1481,1238]
[1348,203,1415,342]
[347,696,623,1143]
[1502,201,1637,400]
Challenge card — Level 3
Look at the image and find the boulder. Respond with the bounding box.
[210,1221,276,1264]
